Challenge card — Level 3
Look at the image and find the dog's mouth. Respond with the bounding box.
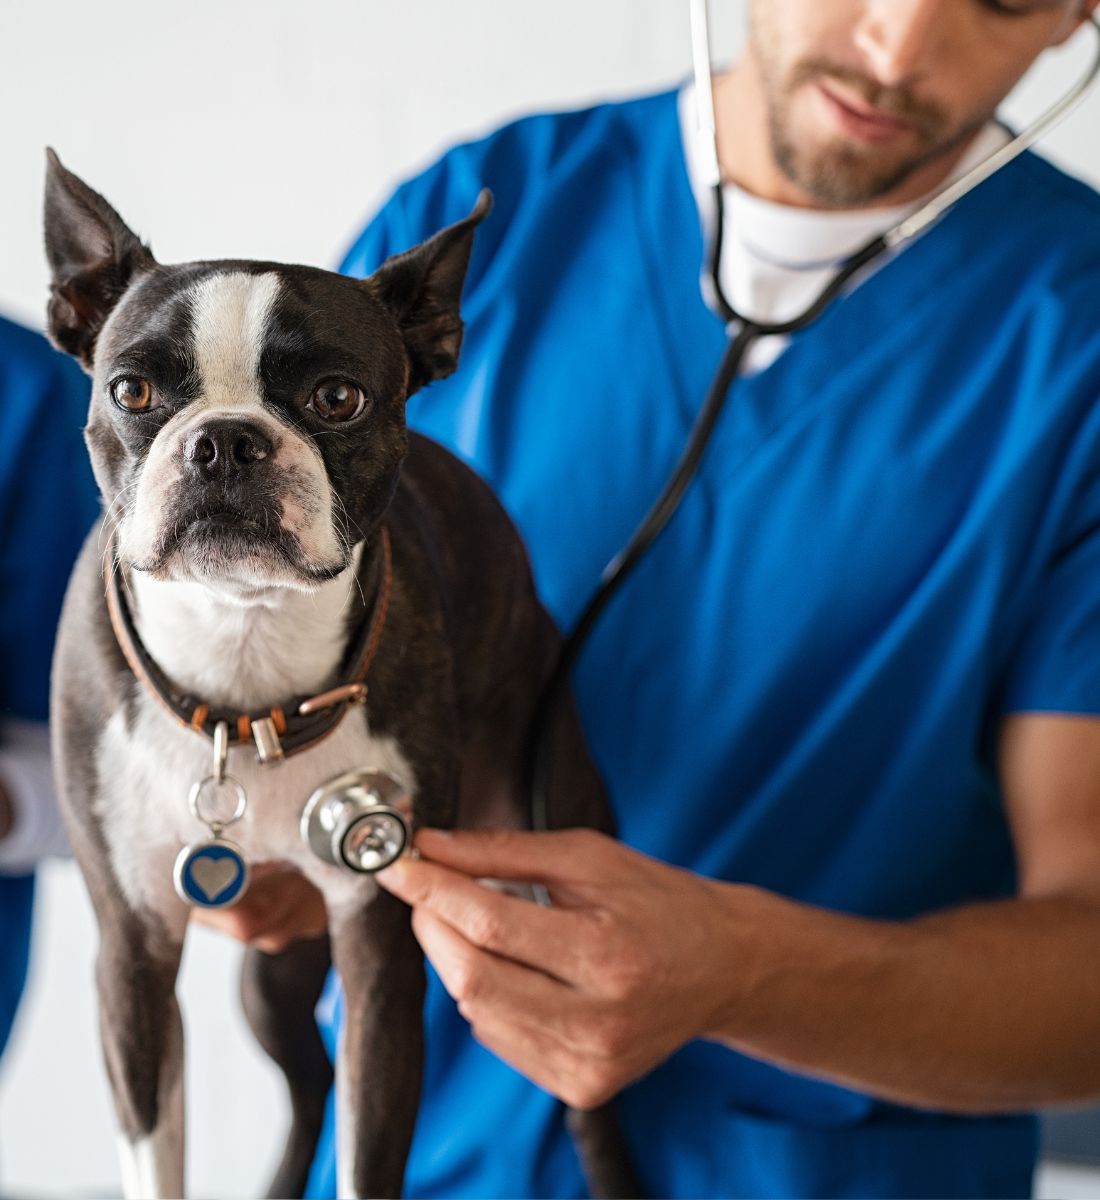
[186,509,271,539]
[132,502,345,583]
[172,504,285,551]
[120,459,353,587]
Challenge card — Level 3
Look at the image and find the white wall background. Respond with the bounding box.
[2,2,1100,1197]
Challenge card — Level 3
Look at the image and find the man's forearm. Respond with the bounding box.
[714,884,1100,1112]
[374,828,1100,1113]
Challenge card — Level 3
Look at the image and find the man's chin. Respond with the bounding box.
[773,127,909,208]
[781,144,915,208]
[778,112,986,211]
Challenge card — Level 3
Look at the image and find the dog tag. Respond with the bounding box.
[173,838,250,908]
[176,759,251,907]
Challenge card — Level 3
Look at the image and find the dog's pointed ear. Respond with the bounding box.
[43,149,155,368]
[368,189,492,394]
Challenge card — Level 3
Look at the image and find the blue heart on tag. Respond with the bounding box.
[176,843,247,907]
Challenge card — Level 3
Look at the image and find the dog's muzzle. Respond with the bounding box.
[300,769,410,873]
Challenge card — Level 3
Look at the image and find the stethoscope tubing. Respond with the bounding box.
[527,322,754,835]
[527,7,1100,837]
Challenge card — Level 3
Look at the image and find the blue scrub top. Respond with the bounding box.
[0,314,98,1055]
[310,90,1100,1198]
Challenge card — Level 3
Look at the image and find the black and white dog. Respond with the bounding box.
[43,153,635,1199]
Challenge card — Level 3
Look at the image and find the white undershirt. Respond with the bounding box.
[678,82,1011,372]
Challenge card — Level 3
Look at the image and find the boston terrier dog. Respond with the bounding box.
[43,153,637,1200]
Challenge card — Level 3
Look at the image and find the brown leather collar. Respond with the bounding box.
[104,529,393,762]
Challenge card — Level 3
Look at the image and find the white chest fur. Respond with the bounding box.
[97,554,414,930]
[96,695,416,931]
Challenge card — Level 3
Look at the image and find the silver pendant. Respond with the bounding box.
[300,769,411,873]
[173,838,250,908]
[175,723,252,908]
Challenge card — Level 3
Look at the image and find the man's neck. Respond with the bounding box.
[712,53,982,211]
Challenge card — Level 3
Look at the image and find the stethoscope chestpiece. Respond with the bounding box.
[300,768,411,873]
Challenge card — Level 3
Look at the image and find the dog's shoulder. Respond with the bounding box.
[395,432,528,562]
[400,431,503,509]
[380,431,558,724]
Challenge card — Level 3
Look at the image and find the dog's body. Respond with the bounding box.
[45,157,634,1198]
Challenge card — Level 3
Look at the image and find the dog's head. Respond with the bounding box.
[43,150,489,592]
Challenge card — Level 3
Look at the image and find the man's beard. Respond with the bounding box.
[761,56,976,208]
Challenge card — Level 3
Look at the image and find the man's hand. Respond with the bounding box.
[376,827,737,1109]
[192,862,328,953]
[375,810,1100,1116]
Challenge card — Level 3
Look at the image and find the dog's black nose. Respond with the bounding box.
[184,420,273,478]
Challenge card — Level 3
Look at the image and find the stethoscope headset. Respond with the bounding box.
[527,0,1100,842]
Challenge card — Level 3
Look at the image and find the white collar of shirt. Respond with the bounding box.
[678,81,1011,371]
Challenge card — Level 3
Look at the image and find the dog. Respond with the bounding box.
[43,151,638,1199]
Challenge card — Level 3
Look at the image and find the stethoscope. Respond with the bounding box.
[527,0,1100,839]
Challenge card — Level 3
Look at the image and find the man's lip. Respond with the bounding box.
[816,81,918,140]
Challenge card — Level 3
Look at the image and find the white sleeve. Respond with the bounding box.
[0,717,71,871]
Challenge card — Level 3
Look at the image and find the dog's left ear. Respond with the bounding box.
[368,189,492,394]
[43,149,156,369]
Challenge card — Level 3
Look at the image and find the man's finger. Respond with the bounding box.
[411,910,578,1097]
[464,1003,578,1102]
[457,983,617,1110]
[409,826,618,886]
[411,908,576,1032]
[379,854,587,982]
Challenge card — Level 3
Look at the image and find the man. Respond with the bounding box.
[0,313,98,1056]
[215,1,1100,1195]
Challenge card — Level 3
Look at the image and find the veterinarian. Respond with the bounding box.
[0,314,97,1056]
[206,1,1100,1195]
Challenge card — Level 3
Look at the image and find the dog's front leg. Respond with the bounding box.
[329,887,426,1200]
[96,910,186,1199]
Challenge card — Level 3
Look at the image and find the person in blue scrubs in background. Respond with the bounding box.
[209,1,1100,1195]
[0,314,97,1058]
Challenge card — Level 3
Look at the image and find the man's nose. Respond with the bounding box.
[853,0,950,88]
[183,419,274,480]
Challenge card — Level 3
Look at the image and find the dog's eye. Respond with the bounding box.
[111,376,156,412]
[308,379,367,422]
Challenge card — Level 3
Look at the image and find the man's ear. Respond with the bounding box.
[368,189,492,395]
[43,149,155,369]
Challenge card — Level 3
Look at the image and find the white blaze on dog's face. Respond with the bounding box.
[110,271,345,589]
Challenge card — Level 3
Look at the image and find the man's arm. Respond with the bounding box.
[376,712,1100,1112]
